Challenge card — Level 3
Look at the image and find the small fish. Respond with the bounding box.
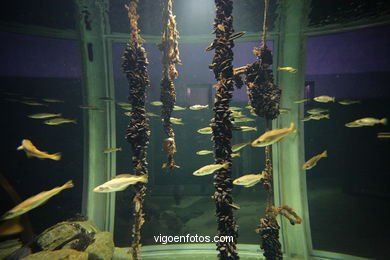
[79,105,99,110]
[44,118,77,125]
[28,113,61,119]
[20,101,47,106]
[103,147,122,153]
[302,150,327,170]
[277,67,297,73]
[197,127,213,134]
[309,113,330,120]
[231,111,244,118]
[345,117,387,127]
[93,174,147,192]
[228,202,241,210]
[42,98,64,103]
[17,139,61,161]
[146,112,158,117]
[233,171,266,187]
[230,107,243,111]
[232,142,251,152]
[307,108,329,115]
[0,218,24,236]
[193,162,229,176]
[121,106,133,111]
[231,153,240,158]
[173,105,186,111]
[232,126,257,132]
[116,102,132,107]
[294,99,309,104]
[0,180,74,220]
[338,99,360,105]
[196,150,213,155]
[377,132,390,139]
[189,104,209,110]
[314,95,335,103]
[245,105,252,109]
[124,112,131,117]
[234,117,255,123]
[99,97,114,101]
[150,101,163,106]
[279,108,290,114]
[251,122,296,147]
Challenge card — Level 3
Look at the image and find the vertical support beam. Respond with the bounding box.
[274,0,312,259]
[75,0,116,232]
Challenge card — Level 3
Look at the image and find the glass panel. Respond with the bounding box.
[112,41,273,246]
[0,0,76,30]
[0,33,83,235]
[305,25,390,259]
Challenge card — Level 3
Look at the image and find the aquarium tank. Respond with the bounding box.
[0,0,389,260]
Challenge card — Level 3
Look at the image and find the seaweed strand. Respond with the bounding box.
[122,1,150,258]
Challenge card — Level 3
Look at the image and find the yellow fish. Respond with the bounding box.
[193,162,229,176]
[189,104,208,110]
[93,174,147,193]
[302,114,330,121]
[233,126,257,132]
[121,106,132,111]
[231,111,244,118]
[307,108,329,115]
[377,132,390,139]
[146,112,158,117]
[196,150,213,155]
[233,171,266,187]
[0,218,23,236]
[150,101,163,106]
[0,180,74,220]
[44,118,77,125]
[277,67,297,73]
[251,123,296,147]
[173,105,186,111]
[346,117,387,127]
[28,113,62,119]
[17,139,61,161]
[197,127,213,134]
[338,99,360,105]
[234,117,255,123]
[20,101,47,106]
[279,108,290,114]
[294,99,309,104]
[314,95,335,103]
[103,147,122,153]
[302,150,327,170]
[42,98,64,103]
[232,142,251,152]
[230,107,242,111]
[231,153,240,158]
[116,102,132,107]
[124,112,131,117]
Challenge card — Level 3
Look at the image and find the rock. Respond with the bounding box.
[86,232,114,260]
[21,249,88,260]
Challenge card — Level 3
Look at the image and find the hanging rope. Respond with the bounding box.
[122,0,151,258]
[159,0,181,169]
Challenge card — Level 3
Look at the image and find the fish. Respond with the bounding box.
[338,99,360,105]
[277,67,297,73]
[232,142,251,152]
[302,113,330,121]
[345,117,387,127]
[245,105,252,109]
[233,171,266,187]
[251,122,296,147]
[93,174,147,192]
[231,153,240,158]
[231,111,244,118]
[302,150,327,170]
[44,118,77,125]
[193,162,229,176]
[17,139,61,161]
[230,107,243,111]
[314,95,335,103]
[28,113,62,119]
[279,108,290,114]
[0,218,24,236]
[150,101,163,106]
[377,132,390,139]
[196,150,213,155]
[189,104,209,110]
[124,112,131,117]
[103,147,122,153]
[228,31,246,41]
[232,126,257,132]
[173,105,186,111]
[42,98,64,103]
[197,127,213,134]
[233,117,255,123]
[294,99,309,104]
[146,112,158,117]
[20,101,47,106]
[121,106,133,111]
[79,105,99,110]
[116,102,132,107]
[0,180,74,220]
[307,108,329,115]
[99,97,114,101]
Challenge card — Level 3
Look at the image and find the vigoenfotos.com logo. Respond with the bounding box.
[154,234,234,245]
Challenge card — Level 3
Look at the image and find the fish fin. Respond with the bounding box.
[381,118,387,125]
[322,150,327,157]
[63,180,74,189]
[51,153,62,161]
[114,174,133,179]
[290,122,297,133]
[16,145,23,151]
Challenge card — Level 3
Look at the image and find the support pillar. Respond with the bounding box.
[75,0,116,232]
[274,0,312,259]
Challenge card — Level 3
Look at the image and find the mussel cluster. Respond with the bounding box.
[246,46,281,120]
[159,0,181,169]
[208,0,239,258]
[256,217,283,260]
[121,0,150,259]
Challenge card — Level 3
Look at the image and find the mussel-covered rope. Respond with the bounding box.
[158,0,181,169]
[121,0,150,258]
[208,0,239,258]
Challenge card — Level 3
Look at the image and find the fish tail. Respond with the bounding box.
[254,127,257,131]
[57,113,62,117]
[290,122,297,133]
[16,145,23,151]
[223,162,230,169]
[51,152,62,161]
[332,97,336,102]
[381,118,387,125]
[63,180,74,189]
[325,114,330,119]
[119,147,122,151]
[139,175,148,183]
[72,119,77,124]
[322,150,328,157]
